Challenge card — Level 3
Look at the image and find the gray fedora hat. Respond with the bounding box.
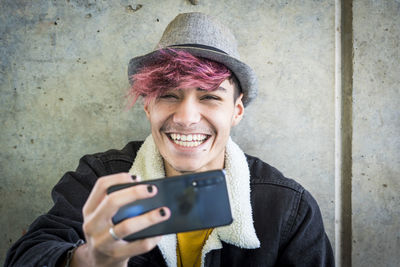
[128,12,257,106]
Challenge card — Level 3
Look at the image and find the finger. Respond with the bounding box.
[92,235,162,261]
[84,184,158,234]
[97,184,158,221]
[83,173,133,215]
[111,207,171,242]
[89,207,169,258]
[113,236,162,259]
[130,174,141,182]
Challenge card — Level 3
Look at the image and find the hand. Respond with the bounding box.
[71,173,171,267]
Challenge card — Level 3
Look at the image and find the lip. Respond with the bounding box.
[165,131,211,136]
[164,132,211,151]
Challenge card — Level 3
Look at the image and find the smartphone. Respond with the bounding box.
[107,169,233,241]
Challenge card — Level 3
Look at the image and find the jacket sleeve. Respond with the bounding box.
[277,190,335,267]
[4,154,107,267]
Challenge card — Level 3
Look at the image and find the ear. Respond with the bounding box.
[143,100,151,119]
[232,93,244,126]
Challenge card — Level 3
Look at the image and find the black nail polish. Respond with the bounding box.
[159,208,166,217]
[147,185,153,193]
[131,175,136,180]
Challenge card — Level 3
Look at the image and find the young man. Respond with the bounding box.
[5,13,334,267]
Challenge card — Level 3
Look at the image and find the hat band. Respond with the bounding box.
[167,43,228,55]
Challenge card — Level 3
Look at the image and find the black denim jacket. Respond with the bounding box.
[5,141,334,267]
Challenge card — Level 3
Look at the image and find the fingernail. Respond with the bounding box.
[131,175,136,180]
[147,185,153,193]
[159,208,166,217]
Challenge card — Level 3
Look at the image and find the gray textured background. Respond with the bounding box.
[0,0,398,266]
[352,1,400,266]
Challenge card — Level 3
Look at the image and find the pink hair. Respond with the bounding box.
[127,49,232,106]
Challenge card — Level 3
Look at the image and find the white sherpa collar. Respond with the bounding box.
[129,135,260,267]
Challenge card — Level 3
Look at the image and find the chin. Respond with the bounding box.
[170,161,204,174]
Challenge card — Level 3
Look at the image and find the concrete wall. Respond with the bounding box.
[0,0,398,266]
[352,0,400,266]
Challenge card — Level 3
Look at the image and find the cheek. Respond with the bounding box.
[148,107,167,128]
[210,113,234,136]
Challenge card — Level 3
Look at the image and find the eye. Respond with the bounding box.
[201,94,221,101]
[159,93,179,100]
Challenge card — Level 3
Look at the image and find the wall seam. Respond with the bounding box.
[335,0,353,266]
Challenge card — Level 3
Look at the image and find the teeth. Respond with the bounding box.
[169,133,208,147]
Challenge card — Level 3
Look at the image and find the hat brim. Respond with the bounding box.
[127,46,257,106]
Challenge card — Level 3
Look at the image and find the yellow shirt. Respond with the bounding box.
[177,228,213,267]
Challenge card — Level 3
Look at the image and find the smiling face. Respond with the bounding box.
[144,79,244,176]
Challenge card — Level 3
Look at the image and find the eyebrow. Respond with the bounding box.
[197,86,227,93]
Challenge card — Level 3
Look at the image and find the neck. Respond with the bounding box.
[163,151,226,177]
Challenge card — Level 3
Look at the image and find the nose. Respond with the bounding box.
[172,97,201,127]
